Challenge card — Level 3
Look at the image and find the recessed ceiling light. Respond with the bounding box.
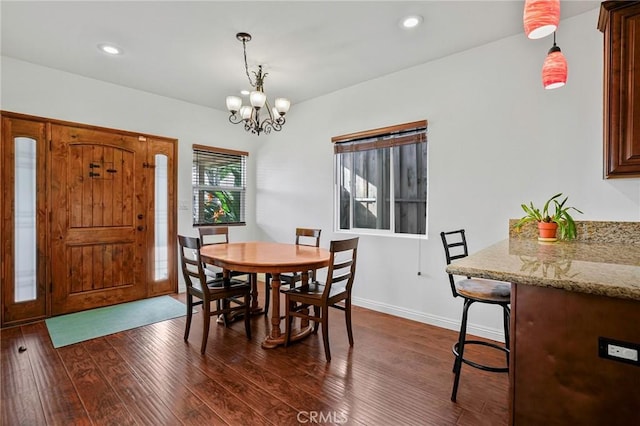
[240,90,250,96]
[98,43,122,55]
[401,15,423,29]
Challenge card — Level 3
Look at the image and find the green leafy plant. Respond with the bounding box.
[514,193,583,240]
[200,161,243,224]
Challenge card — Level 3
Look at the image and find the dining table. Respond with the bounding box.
[199,241,331,348]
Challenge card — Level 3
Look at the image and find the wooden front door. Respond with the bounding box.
[50,125,147,314]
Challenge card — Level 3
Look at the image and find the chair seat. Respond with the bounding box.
[455,278,511,303]
[204,267,248,279]
[208,277,250,291]
[191,277,250,294]
[284,282,347,301]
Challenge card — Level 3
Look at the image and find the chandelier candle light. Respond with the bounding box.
[225,32,291,135]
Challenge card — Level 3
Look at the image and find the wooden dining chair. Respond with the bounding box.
[178,235,251,354]
[264,227,322,315]
[283,237,358,362]
[440,229,510,402]
[283,228,322,285]
[198,226,261,312]
[198,226,239,276]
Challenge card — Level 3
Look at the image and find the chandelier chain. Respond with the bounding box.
[242,39,256,88]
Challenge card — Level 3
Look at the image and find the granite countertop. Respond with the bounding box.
[446,239,640,301]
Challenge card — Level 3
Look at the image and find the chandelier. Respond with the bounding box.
[225,32,291,135]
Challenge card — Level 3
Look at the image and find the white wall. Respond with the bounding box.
[256,9,640,340]
[0,56,267,291]
[0,56,262,246]
[2,9,639,340]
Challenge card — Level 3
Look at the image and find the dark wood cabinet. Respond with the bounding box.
[511,284,640,425]
[599,2,640,178]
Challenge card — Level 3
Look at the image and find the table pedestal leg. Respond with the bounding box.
[262,273,282,348]
[262,272,314,349]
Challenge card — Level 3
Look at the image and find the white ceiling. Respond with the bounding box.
[1,1,600,112]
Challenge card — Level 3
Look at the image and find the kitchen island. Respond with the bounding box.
[446,221,640,425]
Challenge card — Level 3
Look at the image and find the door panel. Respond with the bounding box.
[68,144,135,228]
[50,125,146,315]
[1,117,47,325]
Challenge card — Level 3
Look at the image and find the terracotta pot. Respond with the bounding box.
[537,221,558,242]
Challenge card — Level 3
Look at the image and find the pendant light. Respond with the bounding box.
[523,0,560,40]
[542,32,567,90]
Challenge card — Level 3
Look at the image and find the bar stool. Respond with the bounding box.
[440,229,511,402]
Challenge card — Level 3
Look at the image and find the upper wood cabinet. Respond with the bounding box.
[598,1,640,178]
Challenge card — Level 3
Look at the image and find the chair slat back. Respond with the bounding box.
[178,235,208,296]
[440,229,469,298]
[295,227,321,247]
[198,226,230,246]
[323,237,358,297]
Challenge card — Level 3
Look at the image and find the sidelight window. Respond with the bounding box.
[14,137,37,302]
[154,154,169,280]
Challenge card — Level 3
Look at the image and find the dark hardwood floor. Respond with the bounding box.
[1,293,508,425]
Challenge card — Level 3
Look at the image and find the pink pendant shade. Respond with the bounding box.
[523,0,560,40]
[542,44,567,90]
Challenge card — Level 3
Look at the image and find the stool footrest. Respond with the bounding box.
[453,340,509,373]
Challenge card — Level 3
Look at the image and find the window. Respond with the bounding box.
[14,137,37,302]
[333,120,428,236]
[192,145,247,226]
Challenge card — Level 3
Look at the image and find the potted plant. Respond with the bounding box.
[514,193,583,241]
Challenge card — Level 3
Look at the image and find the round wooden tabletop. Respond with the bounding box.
[199,241,331,274]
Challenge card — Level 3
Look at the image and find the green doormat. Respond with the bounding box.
[45,295,186,348]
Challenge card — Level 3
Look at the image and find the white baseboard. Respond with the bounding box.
[176,283,505,343]
[352,296,506,343]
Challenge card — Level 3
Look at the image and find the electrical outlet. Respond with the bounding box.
[608,344,638,361]
[599,337,640,366]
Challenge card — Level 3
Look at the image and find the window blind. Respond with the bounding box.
[332,120,427,153]
[192,145,247,226]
